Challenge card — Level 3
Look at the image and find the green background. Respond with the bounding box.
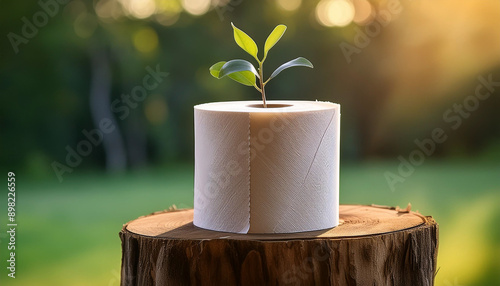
[1,0,499,285]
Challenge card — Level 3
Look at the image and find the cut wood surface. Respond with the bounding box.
[120,205,438,285]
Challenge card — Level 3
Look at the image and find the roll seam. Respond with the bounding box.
[303,109,336,184]
[246,113,251,234]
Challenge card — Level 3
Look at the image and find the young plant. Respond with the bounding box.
[209,23,313,108]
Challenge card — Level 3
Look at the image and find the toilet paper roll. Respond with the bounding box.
[194,100,340,234]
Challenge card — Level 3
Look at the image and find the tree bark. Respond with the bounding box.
[120,205,438,286]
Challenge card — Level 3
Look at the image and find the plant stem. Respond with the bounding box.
[258,62,267,108]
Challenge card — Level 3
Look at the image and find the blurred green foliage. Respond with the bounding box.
[1,1,500,285]
[1,0,499,177]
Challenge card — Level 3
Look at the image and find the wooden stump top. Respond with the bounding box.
[124,204,429,240]
[121,204,438,285]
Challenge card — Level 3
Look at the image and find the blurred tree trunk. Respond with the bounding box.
[113,48,148,169]
[124,113,147,169]
[89,44,127,172]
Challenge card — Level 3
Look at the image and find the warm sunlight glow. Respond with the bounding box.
[328,0,355,27]
[352,0,374,25]
[155,12,180,26]
[315,0,332,27]
[156,0,183,13]
[316,0,355,27]
[145,95,168,124]
[133,27,159,53]
[182,0,211,16]
[436,196,496,286]
[128,0,156,19]
[276,0,302,12]
[74,13,98,38]
[95,0,115,18]
[155,0,182,25]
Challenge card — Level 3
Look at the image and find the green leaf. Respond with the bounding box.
[231,23,259,62]
[228,71,256,86]
[219,59,260,79]
[263,24,287,61]
[268,57,313,81]
[210,61,257,86]
[209,61,226,78]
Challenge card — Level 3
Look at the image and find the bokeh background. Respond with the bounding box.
[1,0,499,285]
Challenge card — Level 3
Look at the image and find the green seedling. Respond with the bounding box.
[209,23,313,108]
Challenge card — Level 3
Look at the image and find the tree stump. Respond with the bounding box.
[120,205,438,286]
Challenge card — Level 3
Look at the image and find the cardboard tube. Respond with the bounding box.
[194,101,340,233]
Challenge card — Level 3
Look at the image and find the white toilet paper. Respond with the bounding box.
[193,100,340,234]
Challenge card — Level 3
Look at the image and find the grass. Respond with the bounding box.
[1,161,499,285]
